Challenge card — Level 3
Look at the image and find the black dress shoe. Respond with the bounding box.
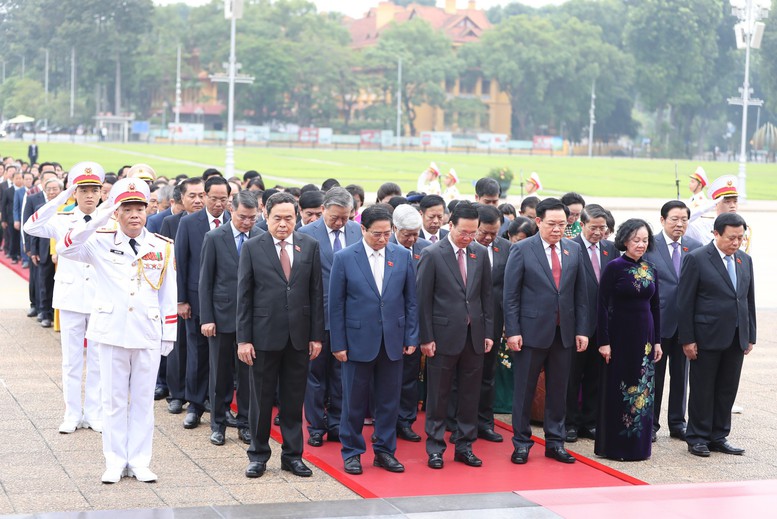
[327,429,340,442]
[40,319,52,328]
[225,411,239,428]
[307,432,324,447]
[245,461,266,478]
[651,430,658,443]
[397,426,422,442]
[478,428,503,443]
[511,446,529,464]
[454,450,482,467]
[709,440,745,455]
[273,415,280,426]
[154,386,169,401]
[167,399,184,414]
[281,458,312,477]
[373,452,405,472]
[669,428,687,441]
[237,427,252,445]
[183,411,202,429]
[210,430,225,446]
[545,446,575,463]
[427,452,444,469]
[344,455,362,474]
[26,307,37,318]
[203,400,211,413]
[565,427,578,443]
[578,427,596,440]
[688,443,711,457]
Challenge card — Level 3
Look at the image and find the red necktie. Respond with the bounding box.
[213,218,220,228]
[550,243,561,289]
[457,248,467,286]
[279,240,291,281]
[590,244,601,281]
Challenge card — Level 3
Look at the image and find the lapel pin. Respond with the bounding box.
[683,246,689,252]
[387,260,394,267]
[736,257,742,264]
[493,247,500,253]
[563,249,569,256]
[469,253,477,259]
[414,254,420,260]
[603,250,609,256]
[294,245,301,252]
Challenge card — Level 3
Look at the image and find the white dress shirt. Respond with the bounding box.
[540,236,562,270]
[363,240,384,294]
[273,234,294,268]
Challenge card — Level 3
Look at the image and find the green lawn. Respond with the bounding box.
[2,141,774,200]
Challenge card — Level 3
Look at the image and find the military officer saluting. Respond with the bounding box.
[687,166,708,213]
[24,162,106,434]
[57,178,177,484]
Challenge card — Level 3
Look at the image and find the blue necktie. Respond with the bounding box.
[333,230,342,252]
[237,232,245,257]
[726,255,737,288]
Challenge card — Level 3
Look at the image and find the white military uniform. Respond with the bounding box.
[24,187,102,431]
[57,185,177,480]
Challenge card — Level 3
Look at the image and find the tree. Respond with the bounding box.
[364,19,461,136]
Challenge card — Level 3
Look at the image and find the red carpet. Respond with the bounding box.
[0,252,30,281]
[269,411,644,498]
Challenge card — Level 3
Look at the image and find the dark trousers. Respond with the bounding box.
[9,228,20,260]
[341,344,402,460]
[397,347,421,428]
[653,331,688,433]
[565,333,601,432]
[37,259,55,319]
[686,333,744,445]
[445,336,499,432]
[185,313,209,411]
[304,332,342,435]
[165,315,187,400]
[511,328,571,449]
[247,339,308,462]
[28,261,39,310]
[425,328,483,455]
[209,331,249,432]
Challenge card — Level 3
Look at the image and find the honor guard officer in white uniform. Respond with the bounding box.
[57,178,178,484]
[24,162,106,434]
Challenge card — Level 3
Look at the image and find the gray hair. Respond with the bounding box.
[232,189,259,211]
[265,191,298,216]
[392,204,423,231]
[158,184,175,203]
[44,178,64,190]
[323,186,353,210]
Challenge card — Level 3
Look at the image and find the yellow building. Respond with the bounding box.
[345,0,511,136]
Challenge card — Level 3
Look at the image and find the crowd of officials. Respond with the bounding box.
[0,155,756,483]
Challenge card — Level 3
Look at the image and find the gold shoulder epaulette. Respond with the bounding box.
[96,228,117,233]
[154,233,174,243]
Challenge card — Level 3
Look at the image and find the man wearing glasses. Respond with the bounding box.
[199,191,263,446]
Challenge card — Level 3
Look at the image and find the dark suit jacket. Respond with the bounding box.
[28,144,38,163]
[677,241,756,351]
[175,209,231,314]
[503,234,588,349]
[644,233,702,338]
[298,218,361,329]
[419,228,449,242]
[0,181,12,223]
[416,237,493,355]
[199,223,264,333]
[329,241,419,362]
[489,236,511,340]
[389,234,431,270]
[23,191,46,254]
[147,207,172,234]
[159,211,185,241]
[236,231,324,351]
[573,235,619,337]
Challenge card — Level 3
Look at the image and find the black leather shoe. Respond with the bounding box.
[26,307,37,318]
[344,455,362,475]
[511,446,529,464]
[245,461,266,478]
[709,440,745,455]
[565,427,578,443]
[427,453,444,469]
[281,458,312,477]
[397,426,422,442]
[373,452,405,472]
[669,428,687,441]
[545,446,575,463]
[307,432,323,447]
[225,411,239,428]
[651,430,658,443]
[238,427,252,445]
[167,399,184,415]
[154,386,169,401]
[327,429,340,442]
[274,414,280,426]
[210,430,225,446]
[40,319,52,328]
[454,450,482,467]
[183,411,201,429]
[478,428,503,443]
[688,443,711,457]
[578,427,596,440]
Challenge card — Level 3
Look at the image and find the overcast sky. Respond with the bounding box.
[154,0,567,18]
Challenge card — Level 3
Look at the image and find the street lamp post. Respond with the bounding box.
[727,0,770,202]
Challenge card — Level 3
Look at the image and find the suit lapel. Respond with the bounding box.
[288,233,303,285]
[382,246,394,294]
[345,222,361,246]
[315,221,334,259]
[465,244,478,297]
[558,240,571,287]
[707,244,735,293]
[655,234,678,283]
[575,236,597,285]
[261,235,287,282]
[440,239,466,293]
[355,244,381,297]
[221,225,239,263]
[531,236,556,288]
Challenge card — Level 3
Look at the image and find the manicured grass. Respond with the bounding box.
[2,141,774,199]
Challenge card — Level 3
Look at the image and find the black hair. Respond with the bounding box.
[498,203,516,218]
[243,170,260,183]
[713,212,747,234]
[614,218,654,252]
[535,198,569,219]
[265,192,298,216]
[520,196,540,213]
[202,168,222,180]
[561,192,586,208]
[172,185,182,204]
[300,183,319,194]
[298,190,324,210]
[361,205,392,229]
[247,177,265,190]
[660,200,691,219]
[507,216,537,239]
[450,200,479,225]
[345,184,365,207]
[321,178,340,191]
[285,187,301,198]
[475,177,500,198]
[580,203,609,223]
[376,182,402,203]
[477,204,502,225]
[262,188,279,206]
[179,177,203,195]
[388,196,408,209]
[204,175,230,194]
[419,194,445,212]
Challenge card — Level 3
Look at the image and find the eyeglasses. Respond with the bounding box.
[456,231,478,238]
[585,225,608,232]
[367,231,392,239]
[233,214,258,222]
[207,196,228,204]
[666,217,689,224]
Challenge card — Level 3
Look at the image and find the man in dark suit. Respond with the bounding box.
[566,204,618,442]
[28,140,39,165]
[176,176,231,430]
[417,201,494,469]
[299,187,361,446]
[159,177,205,412]
[679,212,755,457]
[146,185,177,234]
[418,195,449,243]
[644,200,702,443]
[503,198,588,465]
[199,191,263,446]
[329,205,419,475]
[237,192,324,479]
[390,204,431,442]
[28,177,62,328]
